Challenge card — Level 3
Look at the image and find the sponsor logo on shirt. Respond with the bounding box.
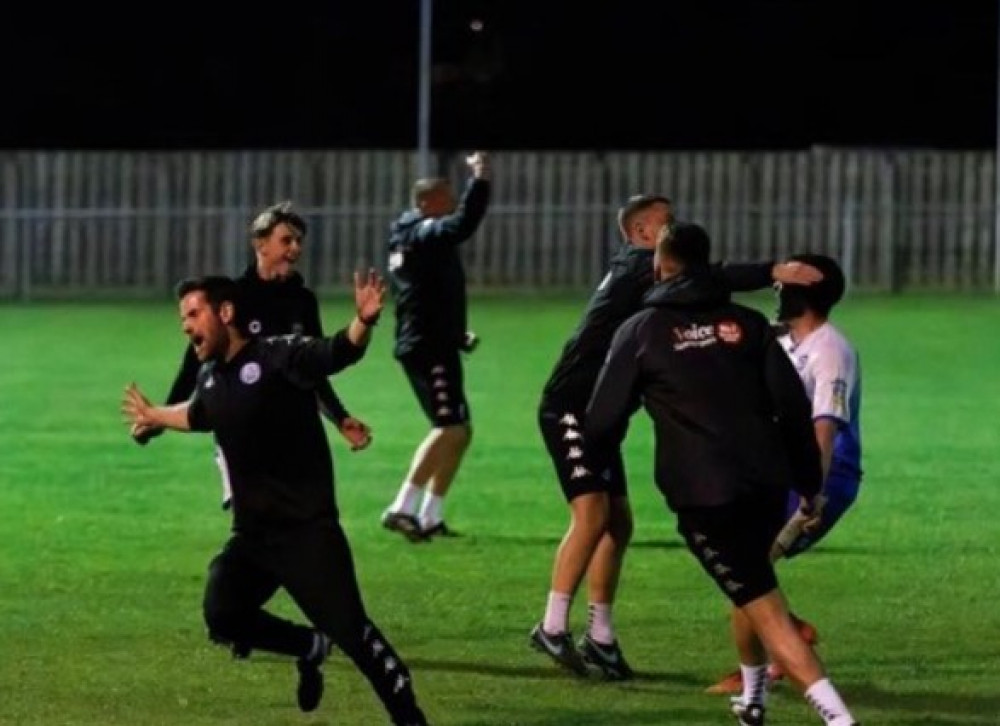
[672,323,718,351]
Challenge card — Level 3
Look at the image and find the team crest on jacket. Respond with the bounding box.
[249,320,262,334]
[240,362,262,385]
[717,321,743,344]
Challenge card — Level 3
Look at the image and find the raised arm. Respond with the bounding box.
[299,287,352,425]
[274,270,386,386]
[414,153,491,246]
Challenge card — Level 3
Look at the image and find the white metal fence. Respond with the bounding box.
[1,148,996,299]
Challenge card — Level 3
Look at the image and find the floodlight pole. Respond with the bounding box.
[995,0,1000,293]
[418,0,433,177]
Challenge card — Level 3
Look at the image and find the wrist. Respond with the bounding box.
[356,311,380,327]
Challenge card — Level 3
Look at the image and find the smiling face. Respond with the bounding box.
[180,291,232,362]
[253,221,304,280]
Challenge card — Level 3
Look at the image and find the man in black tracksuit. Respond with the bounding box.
[585,222,858,726]
[121,274,427,726]
[133,202,372,478]
[380,152,491,539]
[531,194,825,680]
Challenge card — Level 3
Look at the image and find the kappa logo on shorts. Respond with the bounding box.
[563,429,582,441]
[393,674,409,694]
[239,362,261,385]
[566,446,583,460]
[559,413,579,427]
[384,656,398,674]
[436,392,449,402]
[431,365,446,375]
[724,579,744,593]
[570,465,592,479]
[712,563,732,576]
[436,406,452,417]
[433,379,448,389]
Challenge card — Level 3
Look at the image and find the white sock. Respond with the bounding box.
[417,492,443,528]
[804,678,855,725]
[587,602,615,645]
[740,663,768,706]
[543,591,572,635]
[389,481,423,516]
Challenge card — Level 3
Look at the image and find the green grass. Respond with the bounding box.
[1,294,998,726]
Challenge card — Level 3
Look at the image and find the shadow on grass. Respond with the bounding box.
[845,680,1000,723]
[458,703,720,725]
[405,656,707,690]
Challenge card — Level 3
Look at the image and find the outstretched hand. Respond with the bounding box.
[122,383,155,430]
[773,260,824,286]
[354,268,387,324]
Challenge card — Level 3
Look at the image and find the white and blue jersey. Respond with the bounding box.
[779,322,862,555]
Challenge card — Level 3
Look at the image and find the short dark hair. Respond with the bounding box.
[175,275,239,310]
[617,194,672,239]
[411,178,450,207]
[250,201,307,239]
[785,253,846,317]
[656,221,711,268]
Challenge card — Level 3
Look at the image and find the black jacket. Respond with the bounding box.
[585,271,822,511]
[387,178,490,358]
[165,264,350,423]
[541,243,776,409]
[188,331,366,534]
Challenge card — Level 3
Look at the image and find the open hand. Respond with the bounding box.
[354,268,387,324]
[122,383,156,430]
[466,151,490,180]
[773,260,824,286]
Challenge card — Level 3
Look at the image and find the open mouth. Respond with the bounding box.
[191,334,206,354]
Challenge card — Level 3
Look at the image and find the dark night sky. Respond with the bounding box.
[2,0,996,150]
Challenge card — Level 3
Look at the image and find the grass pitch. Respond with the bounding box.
[0,294,998,725]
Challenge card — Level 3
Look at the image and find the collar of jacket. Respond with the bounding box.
[643,267,730,309]
[240,262,305,289]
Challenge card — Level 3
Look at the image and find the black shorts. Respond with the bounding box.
[538,403,627,502]
[400,348,470,427]
[676,494,786,607]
